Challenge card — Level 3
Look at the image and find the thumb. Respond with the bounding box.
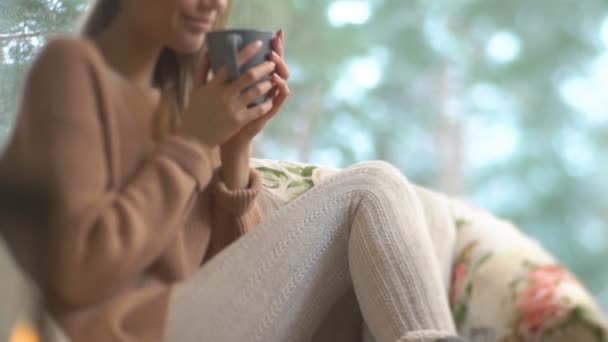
[195,51,211,87]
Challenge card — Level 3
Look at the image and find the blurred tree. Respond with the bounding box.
[1,0,607,312]
[0,0,84,142]
[234,0,608,311]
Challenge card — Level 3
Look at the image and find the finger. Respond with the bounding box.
[210,64,230,85]
[211,41,263,85]
[276,29,285,58]
[196,51,211,87]
[271,36,281,58]
[270,51,290,80]
[271,73,290,98]
[242,97,273,123]
[266,74,290,117]
[238,80,274,108]
[230,61,275,92]
[241,109,276,138]
[266,86,279,100]
[237,40,263,68]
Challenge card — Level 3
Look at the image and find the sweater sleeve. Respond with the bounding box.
[3,38,216,310]
[207,168,265,257]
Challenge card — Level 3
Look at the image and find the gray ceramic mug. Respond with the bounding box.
[206,29,275,106]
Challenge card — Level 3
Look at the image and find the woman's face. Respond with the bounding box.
[123,0,228,53]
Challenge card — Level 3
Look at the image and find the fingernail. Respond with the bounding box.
[255,40,263,47]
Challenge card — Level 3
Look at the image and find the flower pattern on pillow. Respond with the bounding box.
[450,198,608,342]
[254,161,317,201]
[252,159,339,202]
[505,263,608,342]
[449,241,493,330]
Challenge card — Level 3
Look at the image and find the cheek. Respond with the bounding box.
[128,3,175,41]
[167,16,208,53]
[130,0,206,53]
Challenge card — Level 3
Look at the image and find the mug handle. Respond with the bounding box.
[226,34,242,81]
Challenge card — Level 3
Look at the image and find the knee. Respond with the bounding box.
[345,161,414,195]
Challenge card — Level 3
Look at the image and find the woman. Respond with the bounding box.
[0,0,464,341]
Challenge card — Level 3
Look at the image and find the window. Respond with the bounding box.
[1,0,607,314]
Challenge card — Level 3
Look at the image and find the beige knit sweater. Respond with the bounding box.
[0,36,276,342]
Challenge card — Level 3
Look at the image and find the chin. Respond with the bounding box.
[170,36,206,54]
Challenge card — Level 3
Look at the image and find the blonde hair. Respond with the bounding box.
[80,0,234,136]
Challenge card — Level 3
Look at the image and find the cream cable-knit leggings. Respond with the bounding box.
[166,161,458,342]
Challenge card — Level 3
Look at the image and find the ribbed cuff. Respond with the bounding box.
[158,135,216,185]
[212,168,262,216]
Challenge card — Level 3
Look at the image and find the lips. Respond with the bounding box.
[182,15,214,33]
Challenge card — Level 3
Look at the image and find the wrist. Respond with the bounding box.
[219,142,252,190]
[221,139,252,160]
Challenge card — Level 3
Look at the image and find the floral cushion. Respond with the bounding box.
[449,201,607,342]
[251,159,608,342]
[252,159,340,203]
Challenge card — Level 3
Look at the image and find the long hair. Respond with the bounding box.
[80,0,234,136]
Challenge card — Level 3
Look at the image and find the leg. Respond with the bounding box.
[253,160,460,341]
[360,186,458,342]
[165,161,457,342]
[252,159,458,291]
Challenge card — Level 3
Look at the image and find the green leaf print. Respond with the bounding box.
[287,180,314,189]
[451,251,493,331]
[470,252,493,274]
[262,180,280,189]
[454,218,471,231]
[453,301,468,330]
[256,167,289,180]
[301,165,317,177]
[284,165,304,175]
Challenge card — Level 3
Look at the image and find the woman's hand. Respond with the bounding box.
[219,29,291,189]
[176,41,276,147]
[223,29,291,146]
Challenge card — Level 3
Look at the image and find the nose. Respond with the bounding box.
[198,0,228,13]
